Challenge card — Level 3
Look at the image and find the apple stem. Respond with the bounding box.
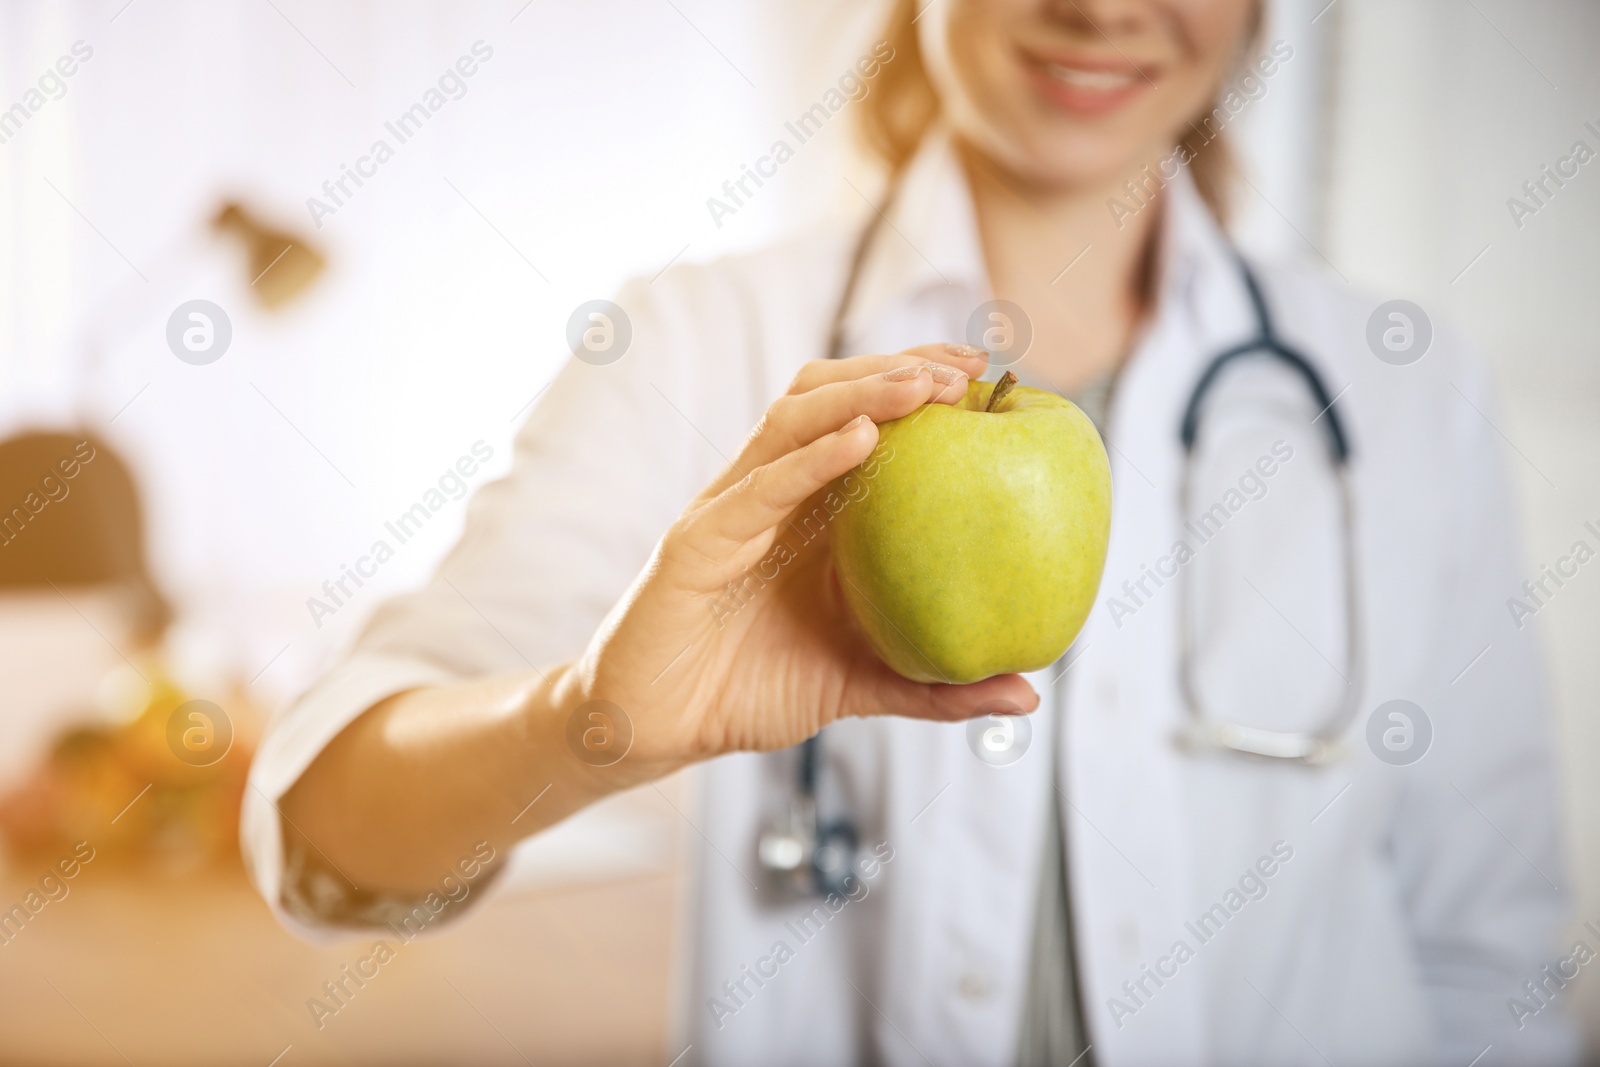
[984,371,1018,413]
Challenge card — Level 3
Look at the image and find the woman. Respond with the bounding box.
[246,1,1575,1064]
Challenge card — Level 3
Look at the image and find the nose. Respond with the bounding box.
[1040,0,1149,37]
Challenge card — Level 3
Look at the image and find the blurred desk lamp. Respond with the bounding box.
[0,430,169,638]
[210,200,326,311]
[0,202,318,861]
[67,195,328,420]
[2,194,329,638]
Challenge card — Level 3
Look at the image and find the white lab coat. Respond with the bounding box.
[243,132,1577,1067]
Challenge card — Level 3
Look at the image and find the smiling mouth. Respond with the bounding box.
[1041,64,1142,92]
[1021,50,1154,115]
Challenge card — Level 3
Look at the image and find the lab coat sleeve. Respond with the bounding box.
[1388,330,1579,1065]
[242,264,768,941]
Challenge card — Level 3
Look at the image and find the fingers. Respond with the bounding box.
[683,412,880,556]
[851,666,1041,723]
[753,362,967,470]
[675,344,988,566]
[699,361,970,503]
[787,344,989,394]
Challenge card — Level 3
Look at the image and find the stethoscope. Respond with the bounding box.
[1172,253,1363,765]
[757,176,1361,896]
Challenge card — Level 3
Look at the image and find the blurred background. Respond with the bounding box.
[0,0,1595,1062]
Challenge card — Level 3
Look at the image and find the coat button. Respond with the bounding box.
[957,971,995,1001]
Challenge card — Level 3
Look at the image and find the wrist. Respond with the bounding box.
[530,663,681,802]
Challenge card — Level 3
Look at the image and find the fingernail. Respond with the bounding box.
[924,362,964,386]
[836,414,871,435]
[883,365,925,382]
[945,344,988,360]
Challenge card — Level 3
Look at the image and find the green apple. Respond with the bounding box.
[830,373,1112,684]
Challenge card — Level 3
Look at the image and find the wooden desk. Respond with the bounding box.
[0,862,681,1066]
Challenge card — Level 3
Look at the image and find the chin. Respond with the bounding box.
[981,123,1151,194]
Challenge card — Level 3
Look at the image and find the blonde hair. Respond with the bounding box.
[856,0,1264,225]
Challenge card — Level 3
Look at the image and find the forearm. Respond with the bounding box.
[278,663,618,896]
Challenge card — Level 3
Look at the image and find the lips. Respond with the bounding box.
[1021,49,1154,116]
[1043,64,1139,91]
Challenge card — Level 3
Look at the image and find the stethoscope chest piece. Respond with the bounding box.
[757,735,859,898]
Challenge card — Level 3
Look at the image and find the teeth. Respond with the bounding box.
[1045,64,1136,91]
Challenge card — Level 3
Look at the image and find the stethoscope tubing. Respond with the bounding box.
[1174,256,1362,764]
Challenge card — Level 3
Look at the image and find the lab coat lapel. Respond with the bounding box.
[836,126,991,355]
[1061,173,1253,1067]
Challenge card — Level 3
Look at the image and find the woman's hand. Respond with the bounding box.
[562,344,1041,787]
[279,345,1042,895]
